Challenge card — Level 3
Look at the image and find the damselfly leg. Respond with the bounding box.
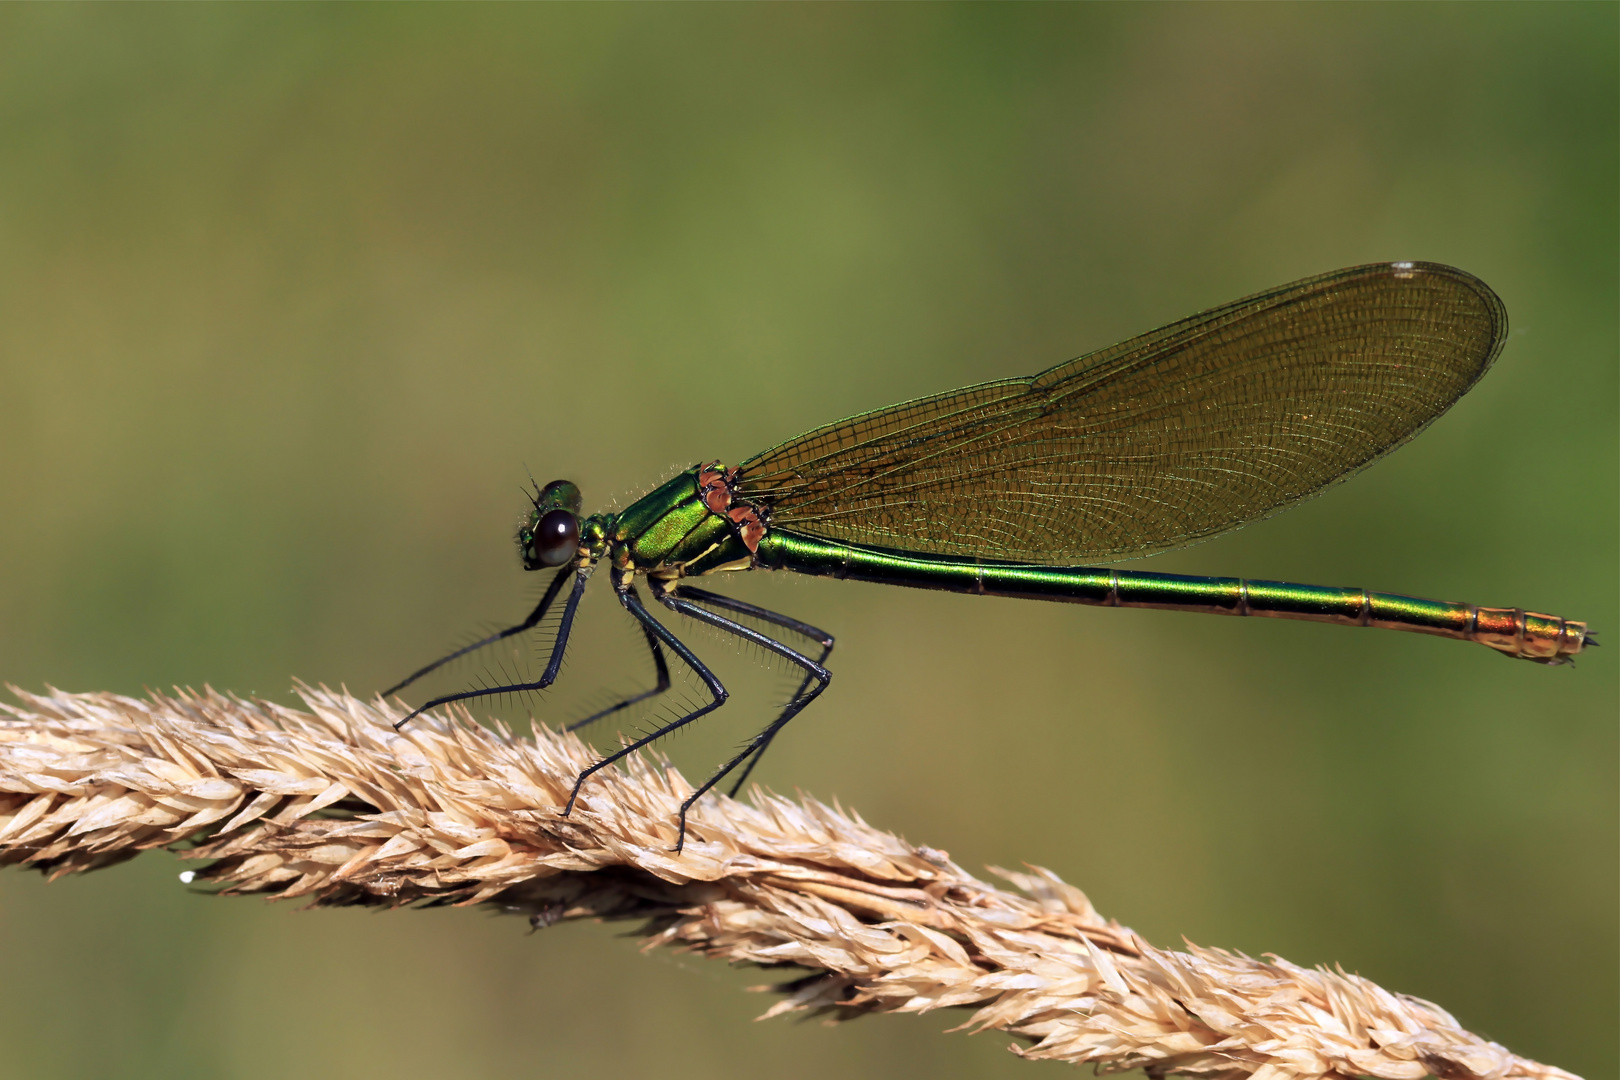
[390,566,591,730]
[565,610,671,733]
[654,584,831,846]
[670,585,834,795]
[560,581,832,852]
[384,565,574,698]
[561,585,731,832]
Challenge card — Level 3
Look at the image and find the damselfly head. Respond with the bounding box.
[518,479,584,569]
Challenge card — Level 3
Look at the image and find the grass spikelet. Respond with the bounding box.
[0,684,1580,1080]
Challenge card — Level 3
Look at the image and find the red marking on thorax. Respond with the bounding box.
[696,461,765,552]
[728,505,766,551]
[697,462,734,515]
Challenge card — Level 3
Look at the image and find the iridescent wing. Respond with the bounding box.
[735,262,1507,563]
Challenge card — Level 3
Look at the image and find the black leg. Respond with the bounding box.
[671,585,835,650]
[561,586,730,836]
[671,585,834,796]
[565,588,672,733]
[392,566,591,730]
[656,588,831,849]
[384,566,573,697]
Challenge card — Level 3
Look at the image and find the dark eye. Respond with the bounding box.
[534,508,579,566]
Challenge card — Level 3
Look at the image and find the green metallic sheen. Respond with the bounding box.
[612,470,703,546]
[753,528,1585,661]
[537,480,582,513]
[625,489,711,567]
[662,512,733,569]
[604,466,741,574]
[680,531,755,578]
[579,514,610,558]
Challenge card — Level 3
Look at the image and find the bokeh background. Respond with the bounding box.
[0,5,1613,1079]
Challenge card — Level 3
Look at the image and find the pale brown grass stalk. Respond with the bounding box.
[0,685,1578,1080]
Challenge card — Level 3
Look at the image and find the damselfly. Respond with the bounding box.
[389,262,1592,851]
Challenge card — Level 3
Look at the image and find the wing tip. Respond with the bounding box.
[1363,260,1510,376]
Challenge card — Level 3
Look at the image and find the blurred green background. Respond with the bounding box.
[0,5,1613,1079]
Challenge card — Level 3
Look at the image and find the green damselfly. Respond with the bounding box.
[389,262,1592,851]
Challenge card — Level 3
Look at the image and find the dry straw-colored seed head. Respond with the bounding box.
[0,685,1580,1080]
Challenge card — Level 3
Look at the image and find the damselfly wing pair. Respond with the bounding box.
[388,262,1592,851]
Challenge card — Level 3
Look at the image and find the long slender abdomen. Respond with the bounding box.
[758,530,1590,664]
[1096,571,1585,664]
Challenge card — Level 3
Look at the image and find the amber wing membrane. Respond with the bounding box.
[735,263,1507,563]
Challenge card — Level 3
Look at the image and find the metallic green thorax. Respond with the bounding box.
[606,467,753,577]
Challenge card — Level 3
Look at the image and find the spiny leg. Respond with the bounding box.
[561,586,729,834]
[384,565,573,697]
[392,565,591,730]
[672,585,833,648]
[565,586,672,733]
[723,666,820,797]
[671,585,834,796]
[656,587,831,850]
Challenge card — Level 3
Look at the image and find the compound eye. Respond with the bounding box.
[534,508,579,566]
